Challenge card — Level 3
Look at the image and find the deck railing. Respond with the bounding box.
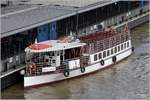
[80,31,130,54]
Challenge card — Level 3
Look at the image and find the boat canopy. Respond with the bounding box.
[25,40,86,53]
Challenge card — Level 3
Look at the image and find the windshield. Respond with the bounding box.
[25,52,44,63]
[25,52,55,63]
[31,53,44,63]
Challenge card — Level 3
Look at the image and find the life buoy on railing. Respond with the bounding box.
[29,63,36,67]
[64,70,69,77]
[100,60,104,65]
[112,56,117,62]
[80,67,85,73]
[29,64,33,69]
[110,26,116,33]
[124,24,129,33]
[28,63,36,75]
[27,64,32,75]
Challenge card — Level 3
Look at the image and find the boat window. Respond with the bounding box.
[124,43,127,49]
[103,51,106,58]
[49,52,54,56]
[60,50,63,55]
[111,48,113,55]
[114,47,117,53]
[57,51,60,56]
[118,45,120,52]
[45,59,49,62]
[127,41,129,47]
[107,50,110,56]
[52,59,56,63]
[121,44,123,50]
[32,55,44,63]
[94,54,97,61]
[99,53,101,59]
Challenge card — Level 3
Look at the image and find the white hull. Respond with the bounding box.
[24,47,132,87]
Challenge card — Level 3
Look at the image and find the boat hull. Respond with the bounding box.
[24,48,132,87]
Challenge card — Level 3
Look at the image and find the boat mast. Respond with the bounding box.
[76,11,79,38]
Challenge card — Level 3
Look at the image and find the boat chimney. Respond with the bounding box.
[34,38,38,44]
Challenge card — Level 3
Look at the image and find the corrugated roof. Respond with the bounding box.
[1,4,38,15]
[1,5,77,37]
[28,0,110,7]
[1,0,117,38]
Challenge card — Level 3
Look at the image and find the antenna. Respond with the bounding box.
[76,11,79,37]
[34,38,37,44]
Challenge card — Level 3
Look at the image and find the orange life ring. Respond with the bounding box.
[124,24,129,33]
[29,63,36,69]
[29,64,33,68]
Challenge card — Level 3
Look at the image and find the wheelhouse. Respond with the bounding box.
[24,40,86,76]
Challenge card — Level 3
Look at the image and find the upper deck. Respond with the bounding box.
[25,39,86,53]
[79,25,130,54]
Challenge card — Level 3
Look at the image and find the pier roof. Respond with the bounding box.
[1,0,118,38]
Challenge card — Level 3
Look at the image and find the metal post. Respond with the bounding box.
[76,11,79,37]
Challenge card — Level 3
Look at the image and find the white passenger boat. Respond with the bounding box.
[22,24,133,87]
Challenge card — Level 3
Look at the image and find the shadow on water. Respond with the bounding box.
[1,22,150,99]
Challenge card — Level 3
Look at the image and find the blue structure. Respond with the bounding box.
[37,24,49,42]
[49,22,57,40]
[140,0,144,7]
[37,22,57,42]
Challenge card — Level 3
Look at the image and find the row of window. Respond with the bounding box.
[94,41,130,61]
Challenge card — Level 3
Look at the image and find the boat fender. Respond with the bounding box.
[112,56,117,62]
[100,60,104,65]
[80,67,85,73]
[132,47,135,52]
[64,70,69,77]
[20,70,25,75]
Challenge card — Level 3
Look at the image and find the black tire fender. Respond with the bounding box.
[80,67,85,73]
[112,56,117,62]
[64,70,69,77]
[100,60,104,65]
[132,47,135,52]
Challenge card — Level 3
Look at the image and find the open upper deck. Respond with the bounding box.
[79,25,130,43]
[25,40,86,53]
[79,25,131,54]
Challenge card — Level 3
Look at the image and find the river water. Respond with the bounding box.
[1,22,150,99]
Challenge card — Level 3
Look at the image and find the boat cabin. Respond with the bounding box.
[25,40,86,75]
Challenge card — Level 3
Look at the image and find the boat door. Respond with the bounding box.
[44,51,61,67]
